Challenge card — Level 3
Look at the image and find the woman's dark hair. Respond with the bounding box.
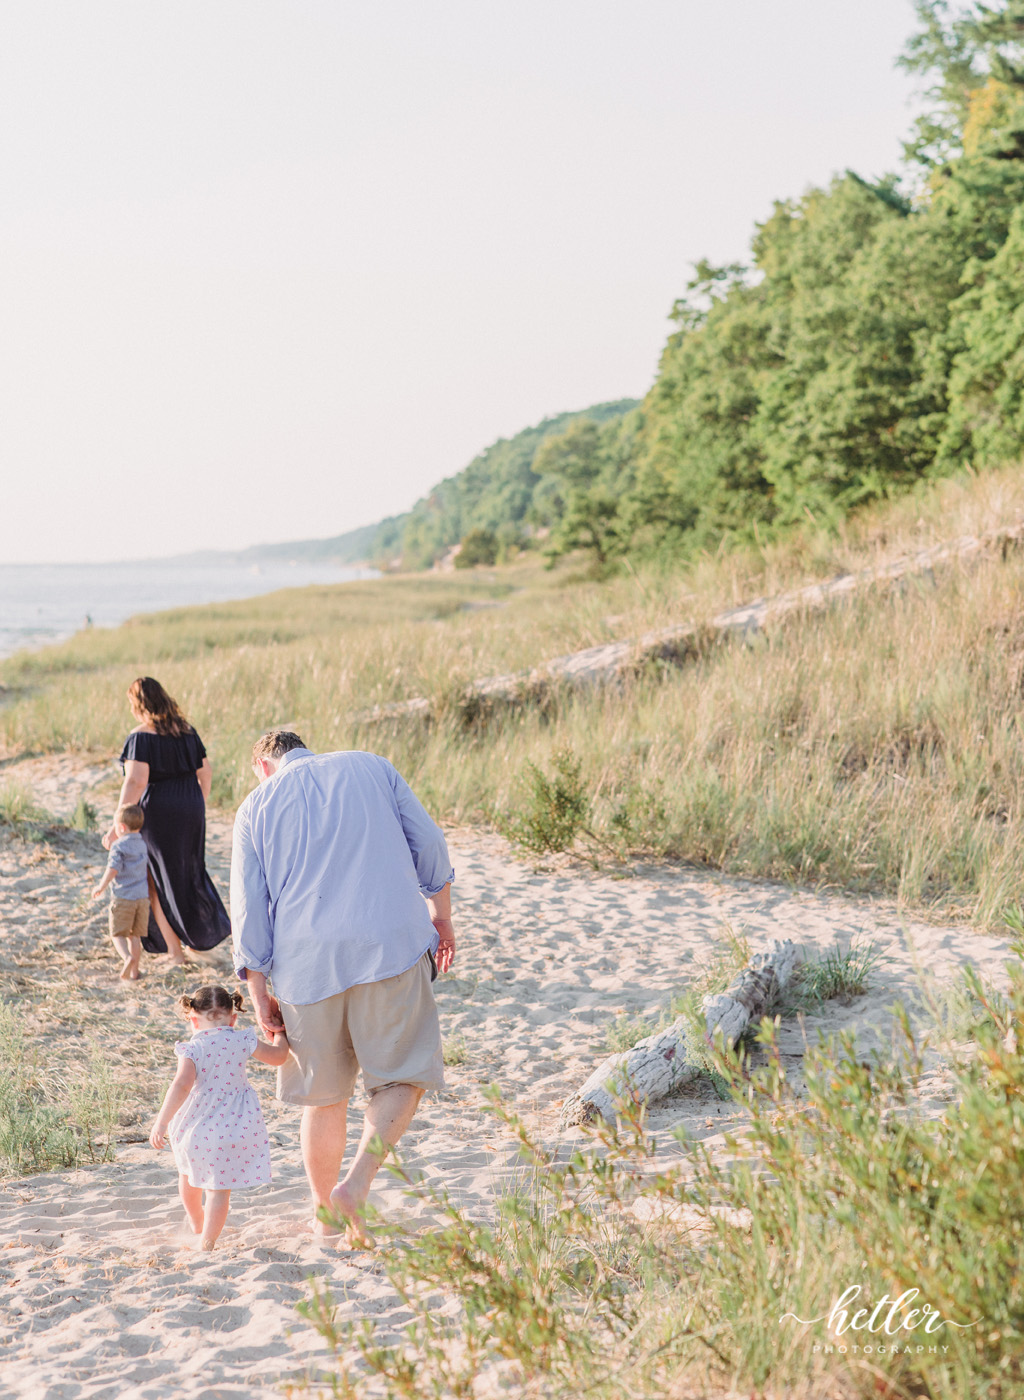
[179,985,244,1017]
[128,677,193,737]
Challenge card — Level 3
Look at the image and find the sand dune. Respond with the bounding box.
[0,754,1011,1397]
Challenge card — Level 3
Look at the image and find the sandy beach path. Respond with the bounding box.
[0,754,1012,1398]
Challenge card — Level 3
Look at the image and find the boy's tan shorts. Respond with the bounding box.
[109,895,149,942]
[277,952,445,1106]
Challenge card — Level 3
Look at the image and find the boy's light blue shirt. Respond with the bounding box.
[230,748,454,1007]
[106,832,149,901]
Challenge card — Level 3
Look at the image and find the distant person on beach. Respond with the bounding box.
[90,802,148,980]
[105,676,231,965]
[230,730,455,1245]
[150,984,290,1250]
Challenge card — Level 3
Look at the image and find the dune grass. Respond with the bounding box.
[5,464,1024,925]
[297,951,1024,1400]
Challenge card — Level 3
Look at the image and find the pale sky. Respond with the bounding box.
[2,1,925,563]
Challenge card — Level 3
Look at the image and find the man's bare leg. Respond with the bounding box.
[301,1102,348,1233]
[329,1084,423,1245]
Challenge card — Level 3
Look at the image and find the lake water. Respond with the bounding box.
[0,560,377,660]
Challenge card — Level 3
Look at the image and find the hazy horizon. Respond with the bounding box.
[3,2,925,564]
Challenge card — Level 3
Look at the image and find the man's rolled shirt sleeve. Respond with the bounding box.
[390,766,455,895]
[230,803,275,981]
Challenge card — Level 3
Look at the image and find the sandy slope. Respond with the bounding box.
[0,754,1012,1398]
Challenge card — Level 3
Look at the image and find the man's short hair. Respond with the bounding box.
[252,730,307,763]
[116,803,145,831]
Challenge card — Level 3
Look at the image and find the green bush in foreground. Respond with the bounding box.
[298,954,1024,1399]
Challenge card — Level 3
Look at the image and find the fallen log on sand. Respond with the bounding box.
[561,939,802,1127]
[355,523,1024,726]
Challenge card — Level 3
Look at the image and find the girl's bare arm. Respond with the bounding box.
[252,1031,290,1067]
[150,1059,197,1148]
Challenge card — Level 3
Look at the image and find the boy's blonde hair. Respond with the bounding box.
[116,804,144,832]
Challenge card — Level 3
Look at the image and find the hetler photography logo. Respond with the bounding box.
[779,1276,982,1357]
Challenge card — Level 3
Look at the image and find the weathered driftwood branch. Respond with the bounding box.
[561,939,802,1127]
[354,523,1024,726]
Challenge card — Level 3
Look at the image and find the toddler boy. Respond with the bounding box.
[92,804,149,980]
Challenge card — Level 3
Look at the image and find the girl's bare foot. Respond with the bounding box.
[200,1238,216,1252]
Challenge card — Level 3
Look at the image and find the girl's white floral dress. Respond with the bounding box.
[169,1026,272,1190]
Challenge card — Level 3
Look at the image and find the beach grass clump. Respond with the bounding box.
[790,938,881,1008]
[442,1033,469,1067]
[0,1001,124,1175]
[299,955,1024,1400]
[0,783,47,831]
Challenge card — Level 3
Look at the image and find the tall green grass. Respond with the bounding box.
[6,463,1024,924]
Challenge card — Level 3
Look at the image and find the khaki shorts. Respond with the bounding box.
[277,952,445,1107]
[109,895,149,942]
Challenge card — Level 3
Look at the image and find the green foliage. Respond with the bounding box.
[500,748,590,855]
[380,400,637,570]
[442,1032,469,1066]
[453,527,499,569]
[299,956,1024,1398]
[0,784,46,830]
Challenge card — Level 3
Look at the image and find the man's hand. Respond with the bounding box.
[433,918,455,973]
[252,989,285,1038]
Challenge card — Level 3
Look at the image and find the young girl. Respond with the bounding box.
[150,985,290,1250]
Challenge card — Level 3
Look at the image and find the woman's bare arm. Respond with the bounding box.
[197,757,212,801]
[103,759,149,849]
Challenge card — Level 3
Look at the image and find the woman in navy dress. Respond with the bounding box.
[103,677,230,963]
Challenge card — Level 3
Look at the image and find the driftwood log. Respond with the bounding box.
[355,523,1024,727]
[561,939,802,1127]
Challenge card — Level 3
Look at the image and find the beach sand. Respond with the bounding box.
[0,754,1012,1398]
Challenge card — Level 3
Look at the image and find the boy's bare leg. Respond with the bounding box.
[328,1084,423,1245]
[201,1189,231,1250]
[178,1174,203,1234]
[148,875,188,965]
[301,1103,348,1235]
[124,937,142,980]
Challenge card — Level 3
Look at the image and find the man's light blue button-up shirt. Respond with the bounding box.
[230,748,454,1006]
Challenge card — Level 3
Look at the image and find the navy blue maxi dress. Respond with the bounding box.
[119,729,231,954]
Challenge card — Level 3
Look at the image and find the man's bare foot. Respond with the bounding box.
[325,1184,376,1248]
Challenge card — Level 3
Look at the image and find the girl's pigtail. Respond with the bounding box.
[231,991,244,1012]
[178,994,194,1015]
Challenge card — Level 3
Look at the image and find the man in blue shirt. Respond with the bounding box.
[230,729,455,1244]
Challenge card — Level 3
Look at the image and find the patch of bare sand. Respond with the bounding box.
[0,754,1012,1397]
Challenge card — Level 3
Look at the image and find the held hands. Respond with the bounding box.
[253,992,285,1039]
[101,827,116,852]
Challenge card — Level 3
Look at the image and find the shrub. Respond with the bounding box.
[500,748,590,855]
[454,528,499,569]
[69,796,98,832]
